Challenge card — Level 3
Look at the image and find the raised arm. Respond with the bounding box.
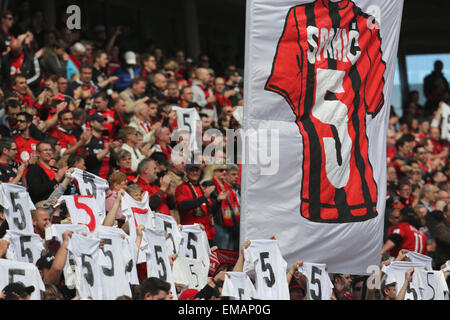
[102,189,124,226]
[395,268,414,300]
[232,240,251,272]
[43,230,73,285]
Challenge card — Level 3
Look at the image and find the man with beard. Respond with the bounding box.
[48,109,91,157]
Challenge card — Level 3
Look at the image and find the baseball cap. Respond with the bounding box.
[2,283,35,300]
[88,113,106,122]
[124,51,137,65]
[36,253,55,270]
[179,289,199,300]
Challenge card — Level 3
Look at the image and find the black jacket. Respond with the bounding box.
[1,50,41,93]
[25,163,58,204]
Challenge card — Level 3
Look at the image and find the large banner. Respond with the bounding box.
[242,0,404,274]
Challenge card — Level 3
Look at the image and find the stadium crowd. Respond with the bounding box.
[0,5,449,300]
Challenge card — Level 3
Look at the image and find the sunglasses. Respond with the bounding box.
[17,119,27,123]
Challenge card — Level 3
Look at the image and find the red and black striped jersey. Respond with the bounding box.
[265,0,386,223]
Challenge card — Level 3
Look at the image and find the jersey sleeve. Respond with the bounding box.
[264,6,303,114]
[364,25,386,117]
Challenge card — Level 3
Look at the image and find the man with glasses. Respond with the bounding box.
[396,179,413,209]
[25,141,67,203]
[13,112,39,162]
[413,145,432,177]
[0,137,26,184]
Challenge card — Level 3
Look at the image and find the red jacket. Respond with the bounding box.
[175,181,216,240]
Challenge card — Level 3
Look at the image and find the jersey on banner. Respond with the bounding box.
[0,183,36,234]
[243,0,404,274]
[243,239,290,300]
[0,259,45,300]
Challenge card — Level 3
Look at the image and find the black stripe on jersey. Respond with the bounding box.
[293,7,304,116]
[300,2,322,222]
[327,1,340,70]
[302,197,377,209]
[327,1,353,222]
[348,5,377,220]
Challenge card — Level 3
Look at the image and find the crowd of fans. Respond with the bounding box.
[0,6,448,300]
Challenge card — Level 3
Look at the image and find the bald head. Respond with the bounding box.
[9,38,22,55]
[153,73,167,90]
[195,68,209,85]
[135,102,149,118]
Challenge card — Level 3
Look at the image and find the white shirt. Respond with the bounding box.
[222,271,258,300]
[416,269,449,300]
[178,224,211,277]
[143,228,177,300]
[45,224,90,243]
[439,102,450,141]
[121,191,153,264]
[66,233,104,300]
[382,261,427,300]
[406,251,433,271]
[243,239,290,300]
[67,168,109,222]
[0,259,45,300]
[0,183,35,234]
[172,256,207,291]
[94,226,133,299]
[57,195,102,232]
[154,213,182,255]
[298,262,334,300]
[172,106,202,152]
[6,230,45,265]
